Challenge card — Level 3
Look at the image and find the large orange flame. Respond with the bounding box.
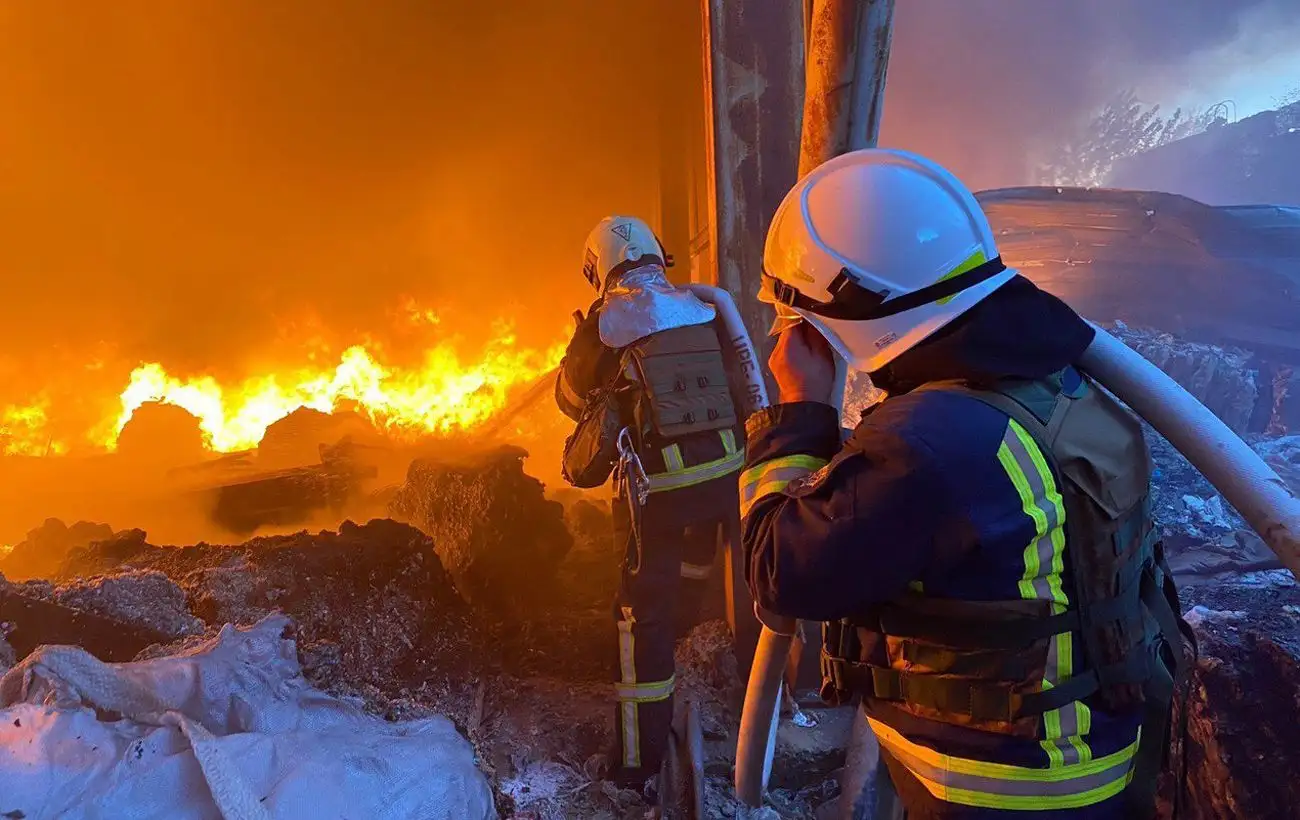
[0,312,566,457]
[0,402,66,457]
[104,319,565,453]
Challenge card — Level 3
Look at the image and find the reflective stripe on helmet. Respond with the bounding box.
[738,454,829,519]
[868,717,1138,810]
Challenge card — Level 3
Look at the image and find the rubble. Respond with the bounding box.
[0,518,115,581]
[389,446,572,614]
[1267,366,1300,435]
[1108,322,1260,434]
[52,569,203,639]
[256,406,381,467]
[114,400,210,464]
[0,573,170,662]
[1160,578,1300,819]
[50,518,484,698]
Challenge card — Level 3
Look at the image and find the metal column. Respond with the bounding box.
[700,0,804,677]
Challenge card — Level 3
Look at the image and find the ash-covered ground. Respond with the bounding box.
[2,325,1299,819]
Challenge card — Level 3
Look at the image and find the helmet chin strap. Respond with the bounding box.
[767,257,1007,322]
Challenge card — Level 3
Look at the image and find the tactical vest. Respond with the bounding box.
[820,368,1194,813]
[623,322,743,494]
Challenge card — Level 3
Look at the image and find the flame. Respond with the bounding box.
[1,402,67,457]
[103,318,565,453]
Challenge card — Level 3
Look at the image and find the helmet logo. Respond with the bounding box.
[873,331,898,350]
[611,222,633,241]
[583,249,600,289]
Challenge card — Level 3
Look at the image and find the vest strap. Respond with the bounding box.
[870,574,1142,651]
[823,650,1153,722]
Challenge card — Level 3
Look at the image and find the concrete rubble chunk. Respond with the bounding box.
[53,519,481,696]
[52,569,204,640]
[1109,323,1259,435]
[388,445,573,614]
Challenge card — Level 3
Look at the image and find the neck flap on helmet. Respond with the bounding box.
[766,256,1007,321]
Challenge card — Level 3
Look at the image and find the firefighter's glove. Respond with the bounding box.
[769,321,836,405]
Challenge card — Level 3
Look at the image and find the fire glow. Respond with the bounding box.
[0,318,565,457]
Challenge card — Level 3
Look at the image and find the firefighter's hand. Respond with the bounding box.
[770,321,836,405]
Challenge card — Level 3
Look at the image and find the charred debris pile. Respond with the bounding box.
[0,324,1298,818]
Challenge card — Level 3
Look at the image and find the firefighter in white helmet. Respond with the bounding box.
[741,149,1190,817]
[556,216,748,789]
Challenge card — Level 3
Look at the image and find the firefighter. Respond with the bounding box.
[742,149,1190,818]
[555,215,747,788]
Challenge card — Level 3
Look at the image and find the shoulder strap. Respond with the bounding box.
[910,371,1076,456]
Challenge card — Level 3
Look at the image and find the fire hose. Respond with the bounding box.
[687,285,1300,808]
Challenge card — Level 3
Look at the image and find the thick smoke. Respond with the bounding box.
[882,0,1300,190]
[0,1,675,419]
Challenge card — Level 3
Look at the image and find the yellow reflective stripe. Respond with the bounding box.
[615,675,675,703]
[868,718,1138,810]
[617,611,639,768]
[719,428,737,454]
[662,443,685,472]
[997,420,1090,766]
[737,454,828,518]
[935,249,988,307]
[557,369,584,411]
[648,449,743,493]
[621,701,639,768]
[1011,422,1068,606]
[680,561,712,580]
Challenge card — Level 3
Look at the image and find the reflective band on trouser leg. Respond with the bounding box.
[868,718,1139,811]
[680,561,712,580]
[615,675,676,703]
[616,613,641,768]
[738,454,829,519]
[997,420,1093,766]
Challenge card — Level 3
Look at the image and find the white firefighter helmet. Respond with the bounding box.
[582,215,669,293]
[760,148,1016,373]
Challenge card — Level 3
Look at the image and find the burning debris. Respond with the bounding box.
[388,446,573,615]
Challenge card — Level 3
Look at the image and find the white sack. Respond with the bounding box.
[0,613,496,820]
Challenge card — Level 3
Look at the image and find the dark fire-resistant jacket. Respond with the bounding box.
[555,299,743,525]
[740,277,1146,818]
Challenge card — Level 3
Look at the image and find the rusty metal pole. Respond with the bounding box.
[788,0,898,685]
[801,0,895,175]
[799,4,900,817]
[700,0,804,680]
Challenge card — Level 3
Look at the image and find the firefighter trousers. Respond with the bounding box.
[610,497,728,782]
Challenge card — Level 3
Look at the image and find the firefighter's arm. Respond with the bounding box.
[739,402,948,622]
[554,303,616,421]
